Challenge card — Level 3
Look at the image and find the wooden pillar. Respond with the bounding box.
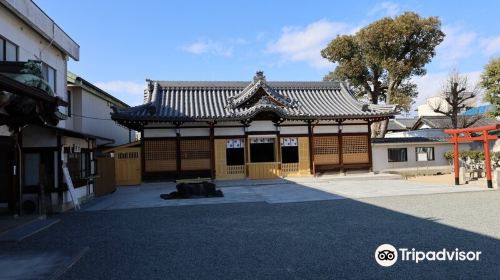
[140,129,145,181]
[367,120,373,172]
[209,122,215,180]
[338,121,343,173]
[483,130,493,188]
[244,124,249,177]
[453,133,460,185]
[175,124,181,178]
[308,121,315,175]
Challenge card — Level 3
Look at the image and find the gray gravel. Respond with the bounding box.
[1,191,499,279]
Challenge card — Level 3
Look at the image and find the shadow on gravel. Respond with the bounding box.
[0,180,498,279]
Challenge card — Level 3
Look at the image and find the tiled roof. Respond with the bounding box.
[371,137,445,144]
[394,118,418,129]
[413,116,499,129]
[112,72,396,123]
[387,120,406,131]
[387,118,419,131]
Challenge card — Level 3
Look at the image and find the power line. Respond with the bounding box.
[70,114,115,121]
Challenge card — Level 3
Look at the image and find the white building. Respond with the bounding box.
[0,1,129,214]
[67,72,134,146]
[371,138,469,175]
[0,0,78,124]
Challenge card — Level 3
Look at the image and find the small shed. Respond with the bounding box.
[103,141,141,186]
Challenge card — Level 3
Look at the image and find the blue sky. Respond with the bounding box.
[36,0,500,111]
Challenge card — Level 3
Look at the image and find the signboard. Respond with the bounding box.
[62,166,80,210]
[226,139,245,149]
[280,137,298,147]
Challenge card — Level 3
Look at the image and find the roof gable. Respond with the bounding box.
[227,72,298,110]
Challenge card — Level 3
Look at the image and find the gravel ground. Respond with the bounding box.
[1,191,499,279]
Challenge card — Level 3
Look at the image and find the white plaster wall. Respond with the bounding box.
[214,127,244,136]
[80,89,131,145]
[144,128,176,138]
[315,126,338,134]
[180,128,209,137]
[372,142,468,172]
[65,87,82,131]
[247,121,276,132]
[0,6,70,127]
[62,136,92,148]
[2,0,79,59]
[342,125,368,133]
[281,126,308,134]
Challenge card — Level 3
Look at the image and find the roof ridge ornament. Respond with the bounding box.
[253,70,266,83]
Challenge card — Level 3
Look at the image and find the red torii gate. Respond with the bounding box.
[444,124,499,188]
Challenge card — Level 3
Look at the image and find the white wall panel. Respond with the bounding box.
[180,128,210,137]
[214,127,244,136]
[281,126,308,134]
[144,129,176,138]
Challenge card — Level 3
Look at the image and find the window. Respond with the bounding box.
[66,148,91,187]
[281,137,299,163]
[226,139,245,165]
[67,91,72,116]
[42,63,56,92]
[388,148,407,162]
[250,138,275,163]
[0,37,18,61]
[23,150,56,188]
[416,147,435,161]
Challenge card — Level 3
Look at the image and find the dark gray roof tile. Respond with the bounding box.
[112,72,396,122]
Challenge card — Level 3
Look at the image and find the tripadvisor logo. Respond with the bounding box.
[375,244,398,267]
[375,244,482,267]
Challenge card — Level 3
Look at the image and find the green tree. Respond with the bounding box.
[480,57,500,118]
[321,12,444,136]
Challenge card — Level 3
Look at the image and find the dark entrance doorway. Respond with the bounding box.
[0,137,16,214]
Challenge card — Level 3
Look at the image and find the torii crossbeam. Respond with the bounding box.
[444,124,499,188]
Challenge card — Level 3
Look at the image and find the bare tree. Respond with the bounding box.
[429,69,481,128]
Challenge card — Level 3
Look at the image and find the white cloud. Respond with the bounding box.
[368,2,400,17]
[411,70,482,110]
[266,19,350,69]
[436,25,477,68]
[182,38,246,57]
[480,36,500,56]
[95,81,145,106]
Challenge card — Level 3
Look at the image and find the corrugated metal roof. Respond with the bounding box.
[112,72,396,122]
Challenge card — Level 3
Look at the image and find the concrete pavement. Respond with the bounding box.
[83,177,491,211]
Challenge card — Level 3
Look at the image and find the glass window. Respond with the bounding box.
[5,40,17,61]
[42,63,56,92]
[388,148,407,162]
[67,91,72,116]
[416,147,434,161]
[67,148,91,187]
[250,138,275,163]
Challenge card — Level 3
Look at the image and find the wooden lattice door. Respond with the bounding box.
[115,147,141,185]
[342,135,369,164]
